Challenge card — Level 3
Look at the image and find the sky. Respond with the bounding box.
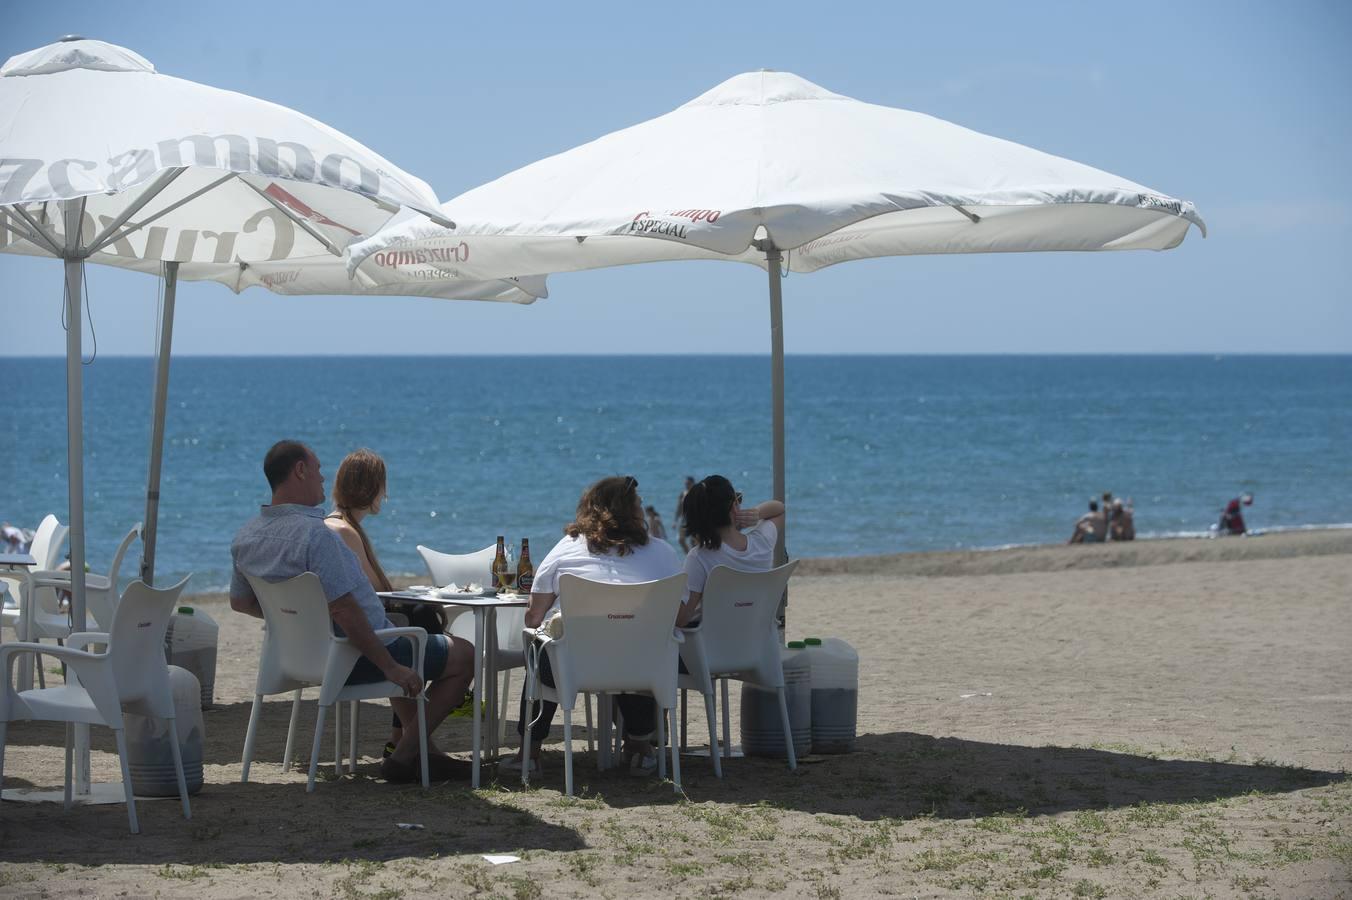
[2,1,1350,356]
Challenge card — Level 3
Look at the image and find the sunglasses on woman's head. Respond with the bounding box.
[735,492,743,505]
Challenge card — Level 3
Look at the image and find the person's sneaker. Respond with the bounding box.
[382,741,397,759]
[500,755,541,776]
[628,751,658,777]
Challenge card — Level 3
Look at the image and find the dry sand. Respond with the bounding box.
[1,530,1349,898]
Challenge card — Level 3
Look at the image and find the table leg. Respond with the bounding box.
[485,607,499,762]
[471,610,484,790]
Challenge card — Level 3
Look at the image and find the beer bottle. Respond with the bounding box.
[491,535,506,590]
[517,539,534,593]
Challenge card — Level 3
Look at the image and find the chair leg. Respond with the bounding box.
[498,670,513,747]
[113,728,140,834]
[596,692,609,771]
[167,715,191,820]
[348,700,359,772]
[613,702,624,762]
[0,720,7,790]
[703,691,723,778]
[35,651,45,689]
[415,694,429,789]
[680,689,688,753]
[562,706,574,797]
[240,692,264,783]
[584,693,594,755]
[667,705,682,793]
[64,722,74,810]
[282,689,303,772]
[333,700,343,776]
[720,678,732,759]
[775,686,797,770]
[656,706,668,780]
[307,704,328,793]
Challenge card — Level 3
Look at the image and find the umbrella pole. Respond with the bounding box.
[140,261,179,586]
[764,246,789,636]
[62,199,93,796]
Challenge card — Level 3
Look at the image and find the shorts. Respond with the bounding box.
[346,633,450,685]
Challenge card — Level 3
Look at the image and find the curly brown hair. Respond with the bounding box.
[565,475,649,556]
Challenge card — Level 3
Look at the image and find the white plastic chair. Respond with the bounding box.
[527,572,686,796]
[240,573,431,791]
[0,577,193,834]
[2,515,67,642]
[417,543,525,743]
[678,561,800,772]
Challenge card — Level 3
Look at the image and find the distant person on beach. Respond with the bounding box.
[1109,498,1135,541]
[1102,491,1115,538]
[645,505,668,540]
[1,522,23,554]
[324,448,469,762]
[230,440,475,784]
[675,475,696,552]
[1068,499,1107,544]
[681,475,785,625]
[1218,493,1254,536]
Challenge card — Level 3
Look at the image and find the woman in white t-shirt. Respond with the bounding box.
[509,475,687,776]
[681,475,786,622]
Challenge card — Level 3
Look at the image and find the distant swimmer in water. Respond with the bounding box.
[1217,493,1254,536]
[1068,499,1107,544]
[645,505,669,540]
[1109,498,1135,541]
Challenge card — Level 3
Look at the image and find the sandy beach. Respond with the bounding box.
[1,529,1348,898]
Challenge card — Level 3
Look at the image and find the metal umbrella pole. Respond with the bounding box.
[758,242,790,635]
[139,261,179,586]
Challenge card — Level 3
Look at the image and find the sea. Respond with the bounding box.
[2,355,1349,593]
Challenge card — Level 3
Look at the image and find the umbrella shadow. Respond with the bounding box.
[511,730,1347,819]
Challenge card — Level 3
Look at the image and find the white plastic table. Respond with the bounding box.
[379,591,529,788]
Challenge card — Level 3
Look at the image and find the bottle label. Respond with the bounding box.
[518,572,534,593]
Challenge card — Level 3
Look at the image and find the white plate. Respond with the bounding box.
[437,589,486,600]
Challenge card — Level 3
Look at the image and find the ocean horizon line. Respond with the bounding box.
[5,351,1350,360]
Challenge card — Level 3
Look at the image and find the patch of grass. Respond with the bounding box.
[1124,801,1184,828]
[156,864,210,881]
[1085,847,1115,867]
[503,875,542,900]
[1139,849,1169,868]
[912,848,964,872]
[566,852,601,887]
[666,860,704,877]
[1071,878,1107,898]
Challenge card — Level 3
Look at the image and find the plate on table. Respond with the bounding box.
[436,587,496,600]
[385,589,436,601]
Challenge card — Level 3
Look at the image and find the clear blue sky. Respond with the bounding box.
[3,1,1349,355]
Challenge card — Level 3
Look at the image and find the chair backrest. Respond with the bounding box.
[106,576,190,712]
[552,572,686,703]
[88,523,143,631]
[697,561,799,686]
[417,544,495,587]
[29,514,68,569]
[246,572,334,688]
[105,522,143,591]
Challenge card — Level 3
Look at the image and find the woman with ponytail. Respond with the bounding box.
[681,475,786,622]
[325,448,455,758]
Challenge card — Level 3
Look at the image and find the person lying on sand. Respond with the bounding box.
[229,440,475,784]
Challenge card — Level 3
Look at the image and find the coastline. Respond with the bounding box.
[182,527,1352,602]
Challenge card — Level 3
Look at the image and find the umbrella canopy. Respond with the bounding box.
[0,37,538,642]
[349,70,1206,583]
[349,69,1205,279]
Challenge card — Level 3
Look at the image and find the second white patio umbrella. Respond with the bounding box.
[350,70,1207,566]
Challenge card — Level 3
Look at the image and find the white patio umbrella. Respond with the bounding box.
[351,69,1207,564]
[0,37,542,639]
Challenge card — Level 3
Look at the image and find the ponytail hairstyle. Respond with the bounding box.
[331,449,393,593]
[566,475,649,556]
[682,474,736,550]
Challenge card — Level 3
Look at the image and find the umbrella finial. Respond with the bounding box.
[57,34,87,42]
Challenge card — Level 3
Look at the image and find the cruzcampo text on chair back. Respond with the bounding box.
[699,561,799,686]
[553,572,686,706]
[107,577,190,714]
[417,544,496,587]
[246,573,333,688]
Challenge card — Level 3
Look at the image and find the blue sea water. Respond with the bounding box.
[2,355,1349,593]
